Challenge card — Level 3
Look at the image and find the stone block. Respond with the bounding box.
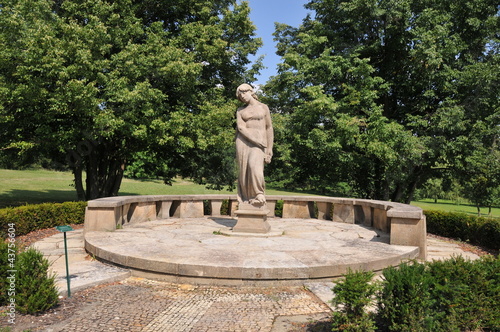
[229,200,238,217]
[332,204,354,224]
[210,199,224,217]
[171,200,205,218]
[158,201,173,219]
[317,202,332,220]
[121,204,131,224]
[282,201,312,219]
[390,216,427,260]
[233,207,271,233]
[127,201,157,223]
[361,205,373,226]
[373,208,389,232]
[266,200,277,217]
[84,207,119,232]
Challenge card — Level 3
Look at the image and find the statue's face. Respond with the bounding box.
[239,90,253,104]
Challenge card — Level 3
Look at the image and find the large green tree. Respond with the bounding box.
[264,0,499,202]
[0,0,261,199]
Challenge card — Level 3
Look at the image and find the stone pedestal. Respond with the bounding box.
[233,204,271,234]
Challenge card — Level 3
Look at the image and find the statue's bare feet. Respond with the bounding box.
[250,194,266,207]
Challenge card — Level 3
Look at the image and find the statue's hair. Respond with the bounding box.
[236,83,259,101]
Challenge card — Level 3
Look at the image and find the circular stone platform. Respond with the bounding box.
[84,217,419,286]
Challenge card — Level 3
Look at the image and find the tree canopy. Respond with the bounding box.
[1,0,499,205]
[1,0,262,199]
[263,0,499,203]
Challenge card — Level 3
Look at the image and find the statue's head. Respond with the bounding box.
[236,83,258,102]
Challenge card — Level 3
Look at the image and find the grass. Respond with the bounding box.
[1,169,498,219]
[0,169,314,208]
[411,199,500,219]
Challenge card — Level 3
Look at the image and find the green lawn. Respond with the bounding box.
[411,199,500,219]
[1,169,498,219]
[0,169,313,208]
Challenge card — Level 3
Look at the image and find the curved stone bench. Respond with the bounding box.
[84,195,427,259]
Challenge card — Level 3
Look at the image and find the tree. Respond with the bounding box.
[422,178,444,203]
[459,146,500,216]
[0,0,262,199]
[263,0,499,202]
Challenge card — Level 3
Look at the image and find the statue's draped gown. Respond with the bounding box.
[236,103,270,204]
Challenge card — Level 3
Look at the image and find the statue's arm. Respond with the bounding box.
[264,105,274,162]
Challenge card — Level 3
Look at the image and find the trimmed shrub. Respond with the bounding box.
[376,256,500,331]
[427,255,500,330]
[425,210,500,250]
[330,269,378,332]
[14,247,59,314]
[0,201,87,238]
[0,240,15,306]
[377,261,442,332]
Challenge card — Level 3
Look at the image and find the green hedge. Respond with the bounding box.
[0,201,87,238]
[377,256,500,331]
[331,256,500,331]
[425,210,500,250]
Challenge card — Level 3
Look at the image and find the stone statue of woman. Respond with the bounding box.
[235,84,274,207]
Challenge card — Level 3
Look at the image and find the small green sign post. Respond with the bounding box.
[55,225,74,297]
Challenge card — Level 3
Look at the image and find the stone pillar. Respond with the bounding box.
[158,201,173,219]
[84,207,120,232]
[211,199,224,217]
[332,204,354,224]
[266,200,277,217]
[361,205,373,227]
[317,202,332,220]
[229,200,238,217]
[128,201,157,223]
[390,216,427,260]
[282,201,312,219]
[373,209,389,232]
[171,200,205,218]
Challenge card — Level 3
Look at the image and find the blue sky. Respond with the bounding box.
[247,0,311,85]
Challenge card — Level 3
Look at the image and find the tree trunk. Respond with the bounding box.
[391,183,404,203]
[78,140,126,200]
[73,166,86,201]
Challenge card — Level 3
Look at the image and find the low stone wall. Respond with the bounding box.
[84,195,426,259]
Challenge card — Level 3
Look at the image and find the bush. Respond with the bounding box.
[0,201,87,238]
[425,210,500,250]
[377,261,442,332]
[375,256,500,331]
[14,247,59,314]
[427,255,500,330]
[0,240,14,305]
[330,269,378,332]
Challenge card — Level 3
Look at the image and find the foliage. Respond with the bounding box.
[419,178,444,203]
[330,269,378,332]
[0,201,87,237]
[0,240,13,305]
[458,146,500,215]
[0,0,262,199]
[377,261,440,331]
[263,0,500,203]
[377,256,500,331]
[427,255,500,330]
[425,210,500,250]
[13,247,58,314]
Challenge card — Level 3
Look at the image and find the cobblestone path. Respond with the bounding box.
[42,278,330,332]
